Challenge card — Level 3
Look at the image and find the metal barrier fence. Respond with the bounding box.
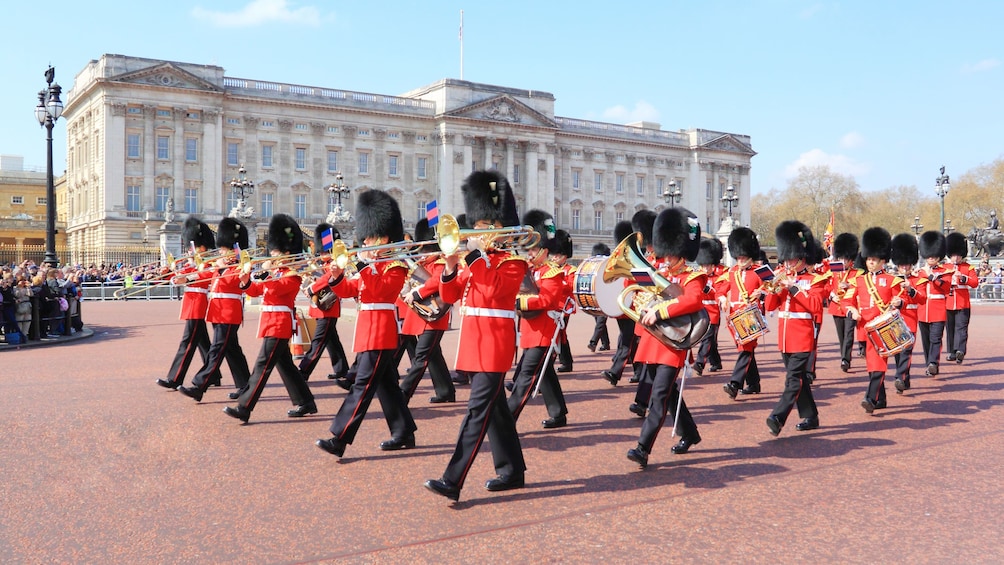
[80,281,181,301]
[0,243,160,269]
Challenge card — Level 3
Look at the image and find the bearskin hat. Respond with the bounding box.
[775,220,815,262]
[854,253,866,271]
[557,229,573,257]
[413,218,439,252]
[267,214,304,255]
[216,217,249,251]
[890,233,919,267]
[592,242,611,256]
[614,220,634,246]
[695,238,724,266]
[808,239,825,266]
[728,227,760,260]
[355,190,404,243]
[946,232,969,258]
[455,214,471,229]
[832,232,859,261]
[632,210,657,249]
[653,207,701,261]
[522,209,556,250]
[461,170,519,227]
[861,227,892,261]
[918,230,946,259]
[182,216,215,251]
[313,223,340,254]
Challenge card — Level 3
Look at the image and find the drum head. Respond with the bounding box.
[574,256,623,317]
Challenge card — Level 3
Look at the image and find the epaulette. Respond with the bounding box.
[541,264,565,279]
[385,260,409,271]
[812,272,833,285]
[683,270,705,285]
[715,272,730,284]
[498,254,529,265]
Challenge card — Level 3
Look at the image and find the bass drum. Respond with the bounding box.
[573,255,623,317]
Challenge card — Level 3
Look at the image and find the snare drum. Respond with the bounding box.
[865,309,915,357]
[573,256,623,317]
[727,303,769,345]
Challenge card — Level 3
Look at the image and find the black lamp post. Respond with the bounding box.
[662,179,682,206]
[935,166,950,234]
[35,66,63,267]
[229,165,255,219]
[722,184,739,219]
[326,172,352,223]
[910,216,924,237]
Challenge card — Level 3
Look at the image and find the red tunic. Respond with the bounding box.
[827,265,865,317]
[899,272,928,332]
[332,261,408,352]
[517,261,572,349]
[718,264,765,351]
[763,270,828,353]
[306,269,342,319]
[918,265,950,323]
[400,256,450,335]
[204,264,245,325]
[176,263,210,320]
[701,264,725,325]
[243,269,301,339]
[440,250,528,373]
[946,261,979,310]
[842,271,906,372]
[634,260,707,368]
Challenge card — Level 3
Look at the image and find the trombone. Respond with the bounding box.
[433,213,539,256]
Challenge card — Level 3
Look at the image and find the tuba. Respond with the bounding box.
[604,232,710,350]
[401,256,452,322]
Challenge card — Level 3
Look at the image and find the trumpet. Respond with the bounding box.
[436,213,540,256]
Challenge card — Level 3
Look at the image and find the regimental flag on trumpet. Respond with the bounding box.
[754,264,776,282]
[829,260,845,273]
[321,228,335,251]
[426,199,439,227]
[631,269,657,287]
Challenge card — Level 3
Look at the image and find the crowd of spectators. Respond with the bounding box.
[1,260,86,345]
[975,259,1004,300]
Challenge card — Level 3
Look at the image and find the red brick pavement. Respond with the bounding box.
[2,300,1002,563]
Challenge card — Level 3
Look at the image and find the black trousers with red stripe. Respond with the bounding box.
[770,351,818,426]
[238,336,314,412]
[297,317,349,380]
[399,329,454,401]
[327,349,416,446]
[442,371,525,491]
[608,317,640,379]
[638,364,698,452]
[164,318,210,385]
[507,345,567,422]
[191,323,251,392]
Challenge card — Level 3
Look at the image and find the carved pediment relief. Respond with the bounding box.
[699,134,756,156]
[444,95,556,128]
[109,63,222,93]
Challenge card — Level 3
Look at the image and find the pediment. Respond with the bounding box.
[698,134,756,156]
[109,63,222,93]
[444,95,556,128]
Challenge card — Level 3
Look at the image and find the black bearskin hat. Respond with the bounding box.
[728,227,760,260]
[313,223,340,254]
[832,232,859,261]
[861,227,892,261]
[918,230,946,260]
[557,229,573,257]
[522,209,556,250]
[890,233,919,267]
[461,170,519,227]
[355,190,404,243]
[592,242,611,256]
[614,220,634,246]
[413,218,439,252]
[653,207,701,261]
[946,232,969,258]
[632,210,657,249]
[695,238,724,266]
[267,214,304,255]
[775,220,815,262]
[455,214,471,229]
[854,253,866,271]
[808,239,825,266]
[182,216,215,251]
[216,217,249,251]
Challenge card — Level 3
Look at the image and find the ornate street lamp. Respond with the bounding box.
[935,166,950,234]
[722,184,739,219]
[326,172,352,224]
[35,66,63,267]
[229,165,255,219]
[910,216,924,237]
[662,179,682,206]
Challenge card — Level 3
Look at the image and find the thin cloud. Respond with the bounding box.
[601,101,661,124]
[191,0,325,28]
[839,131,864,149]
[961,59,1000,74]
[783,149,870,178]
[798,3,824,19]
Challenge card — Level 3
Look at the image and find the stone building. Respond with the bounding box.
[0,155,68,263]
[62,54,754,261]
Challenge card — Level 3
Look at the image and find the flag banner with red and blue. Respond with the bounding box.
[426,200,439,227]
[321,227,335,251]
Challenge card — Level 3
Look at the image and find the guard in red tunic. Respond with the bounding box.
[693,238,725,376]
[157,217,215,390]
[944,232,978,364]
[827,233,864,373]
[425,171,528,502]
[508,211,572,428]
[719,227,764,398]
[552,229,576,373]
[762,221,829,435]
[916,231,949,377]
[224,214,316,422]
[843,227,907,413]
[890,233,926,394]
[179,218,252,401]
[626,207,706,468]
[315,190,418,457]
[399,218,456,404]
[602,220,642,386]
[298,223,349,382]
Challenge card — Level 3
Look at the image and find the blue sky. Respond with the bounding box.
[1,0,1001,196]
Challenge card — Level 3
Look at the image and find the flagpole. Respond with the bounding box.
[459,10,464,80]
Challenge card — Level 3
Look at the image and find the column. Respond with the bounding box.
[526,142,539,210]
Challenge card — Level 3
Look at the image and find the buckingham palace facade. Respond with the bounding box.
[62,54,754,260]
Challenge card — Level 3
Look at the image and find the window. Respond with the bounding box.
[656,177,664,197]
[416,135,427,142]
[572,209,581,230]
[155,187,170,212]
[294,194,306,219]
[226,191,239,213]
[513,164,520,184]
[295,147,307,170]
[594,210,603,231]
[126,186,140,212]
[227,143,239,167]
[572,169,581,190]
[417,157,428,179]
[492,161,499,171]
[157,109,171,118]
[156,136,170,160]
[262,120,274,128]
[127,106,142,115]
[262,144,274,168]
[11,195,23,205]
[615,211,624,223]
[416,200,427,223]
[358,152,369,175]
[261,193,273,218]
[327,126,339,134]
[636,176,645,196]
[227,117,241,125]
[595,172,603,192]
[37,197,46,205]
[184,188,197,213]
[295,123,308,131]
[127,134,141,159]
[706,181,712,199]
[616,174,624,194]
[185,138,198,162]
[388,155,399,176]
[327,150,339,173]
[186,112,200,120]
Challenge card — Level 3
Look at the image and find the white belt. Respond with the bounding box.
[184,287,209,294]
[777,311,812,319]
[210,292,242,300]
[463,306,516,319]
[928,294,945,299]
[702,300,718,305]
[906,304,919,310]
[261,305,293,313]
[359,303,396,311]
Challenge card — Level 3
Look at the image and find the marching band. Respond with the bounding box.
[152,169,982,503]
